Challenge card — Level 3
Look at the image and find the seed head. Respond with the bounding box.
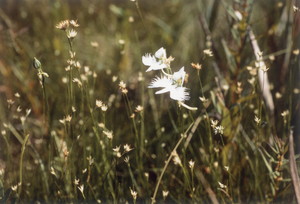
[191,62,202,70]
[130,188,137,200]
[65,115,72,122]
[124,144,133,152]
[135,105,143,113]
[214,125,224,135]
[101,104,108,112]
[103,130,113,139]
[203,49,213,57]
[119,81,126,89]
[67,29,77,39]
[162,190,169,200]
[70,20,79,27]
[124,156,130,163]
[172,151,182,166]
[254,115,261,125]
[96,100,103,108]
[210,119,219,128]
[188,160,195,170]
[56,20,69,30]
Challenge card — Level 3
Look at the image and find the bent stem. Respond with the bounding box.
[161,68,173,77]
[178,101,198,111]
[151,122,194,204]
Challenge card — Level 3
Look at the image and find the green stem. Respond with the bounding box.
[198,71,213,153]
[198,70,204,97]
[42,82,49,127]
[18,133,30,195]
[66,36,74,113]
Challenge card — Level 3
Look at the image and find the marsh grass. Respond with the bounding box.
[0,0,299,203]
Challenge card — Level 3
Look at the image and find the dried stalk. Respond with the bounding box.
[289,129,300,203]
[248,28,275,116]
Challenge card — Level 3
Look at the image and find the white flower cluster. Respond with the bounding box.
[142,47,190,102]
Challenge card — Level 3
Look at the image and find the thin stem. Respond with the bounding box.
[198,70,204,97]
[151,135,185,204]
[18,133,30,195]
[191,168,195,198]
[197,70,213,153]
[151,122,194,204]
[178,101,198,111]
[66,35,74,113]
[161,68,172,77]
[42,82,49,127]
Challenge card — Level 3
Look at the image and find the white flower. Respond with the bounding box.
[169,87,190,101]
[143,48,197,110]
[172,67,186,86]
[142,54,167,72]
[142,47,168,72]
[155,47,167,59]
[148,76,173,92]
[148,75,190,101]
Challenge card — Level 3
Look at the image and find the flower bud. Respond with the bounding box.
[33,57,41,69]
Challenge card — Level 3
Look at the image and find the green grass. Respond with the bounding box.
[0,0,299,203]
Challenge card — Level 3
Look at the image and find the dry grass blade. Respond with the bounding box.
[248,28,275,116]
[184,115,202,149]
[280,0,294,83]
[194,170,219,204]
[198,14,224,81]
[289,129,300,203]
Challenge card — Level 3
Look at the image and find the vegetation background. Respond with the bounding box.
[0,0,299,203]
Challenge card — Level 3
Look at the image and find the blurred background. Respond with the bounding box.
[0,0,300,202]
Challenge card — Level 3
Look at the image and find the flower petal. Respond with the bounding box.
[142,54,157,66]
[148,76,172,88]
[155,47,166,59]
[146,63,167,72]
[170,87,190,101]
[155,87,172,94]
[172,67,186,85]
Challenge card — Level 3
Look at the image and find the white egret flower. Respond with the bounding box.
[155,47,167,59]
[169,86,190,101]
[142,47,168,72]
[144,48,197,110]
[148,67,190,101]
[142,54,167,72]
[172,67,185,86]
